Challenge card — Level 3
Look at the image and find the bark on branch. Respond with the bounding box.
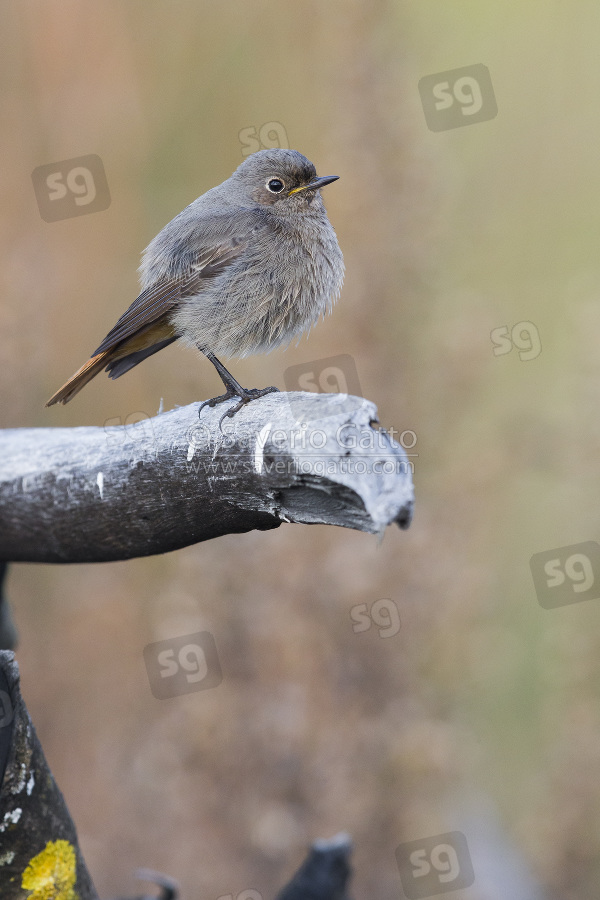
[0,393,414,564]
[0,651,98,899]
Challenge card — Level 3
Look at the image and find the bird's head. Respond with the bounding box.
[230,148,339,210]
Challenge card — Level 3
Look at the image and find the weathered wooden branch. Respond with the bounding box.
[0,393,413,564]
[113,835,352,899]
[0,395,400,895]
[0,651,98,900]
[275,832,352,900]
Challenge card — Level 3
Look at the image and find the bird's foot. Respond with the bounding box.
[198,385,279,429]
[219,385,279,424]
[197,388,238,418]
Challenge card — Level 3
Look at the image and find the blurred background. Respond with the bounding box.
[2,1,600,897]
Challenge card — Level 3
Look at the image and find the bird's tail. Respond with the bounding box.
[45,351,110,406]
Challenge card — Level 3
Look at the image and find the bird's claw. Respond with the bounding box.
[197,390,235,419]
[198,386,279,432]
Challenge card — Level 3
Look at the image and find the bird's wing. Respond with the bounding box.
[93,241,246,356]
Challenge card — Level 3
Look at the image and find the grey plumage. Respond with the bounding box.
[46,148,344,417]
[144,148,344,357]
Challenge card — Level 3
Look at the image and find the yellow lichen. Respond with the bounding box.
[21,839,78,900]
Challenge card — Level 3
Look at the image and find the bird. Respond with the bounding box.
[45,149,344,424]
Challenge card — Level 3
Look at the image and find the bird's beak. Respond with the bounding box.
[289,175,340,195]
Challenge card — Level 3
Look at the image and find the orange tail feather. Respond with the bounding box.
[45,352,110,406]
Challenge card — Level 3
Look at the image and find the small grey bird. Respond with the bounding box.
[46,149,344,421]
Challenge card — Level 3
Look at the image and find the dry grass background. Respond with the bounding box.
[3,1,600,898]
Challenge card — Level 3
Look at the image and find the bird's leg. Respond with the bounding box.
[202,349,251,398]
[198,348,279,425]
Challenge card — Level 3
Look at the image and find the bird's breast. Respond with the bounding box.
[171,209,344,359]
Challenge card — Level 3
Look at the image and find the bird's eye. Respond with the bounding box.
[267,178,285,193]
